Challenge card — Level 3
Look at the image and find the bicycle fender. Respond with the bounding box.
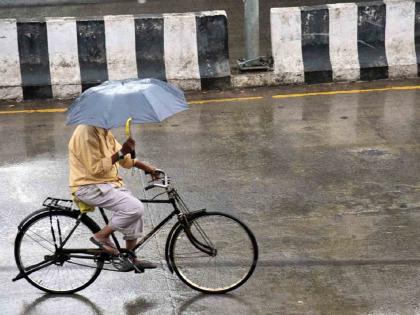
[165,222,180,273]
[17,208,100,233]
[17,208,55,231]
[186,209,207,220]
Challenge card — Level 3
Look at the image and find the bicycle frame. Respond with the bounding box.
[60,188,213,258]
[106,189,214,255]
[57,195,180,259]
[13,188,214,282]
[106,197,179,253]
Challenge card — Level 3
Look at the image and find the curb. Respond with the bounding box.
[0,11,230,100]
[270,0,419,85]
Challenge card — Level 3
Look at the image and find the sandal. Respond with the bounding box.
[90,236,119,255]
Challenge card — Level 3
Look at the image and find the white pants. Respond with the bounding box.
[75,183,144,240]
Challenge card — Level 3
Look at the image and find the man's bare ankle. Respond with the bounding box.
[94,233,109,240]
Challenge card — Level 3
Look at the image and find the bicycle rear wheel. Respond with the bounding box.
[169,212,258,293]
[14,209,103,294]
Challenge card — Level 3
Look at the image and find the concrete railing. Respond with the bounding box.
[271,0,419,84]
[0,11,230,100]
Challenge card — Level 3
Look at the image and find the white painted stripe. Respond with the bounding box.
[385,0,417,78]
[163,13,201,89]
[328,3,360,81]
[270,8,304,83]
[46,17,81,98]
[104,15,138,81]
[0,19,22,99]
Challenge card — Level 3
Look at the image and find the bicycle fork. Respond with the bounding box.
[182,221,217,257]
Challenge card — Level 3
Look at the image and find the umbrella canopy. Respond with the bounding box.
[66,78,188,129]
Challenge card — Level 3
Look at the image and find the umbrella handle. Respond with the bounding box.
[125,117,136,159]
[125,117,132,138]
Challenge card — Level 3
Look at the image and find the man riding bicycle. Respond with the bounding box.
[68,124,159,270]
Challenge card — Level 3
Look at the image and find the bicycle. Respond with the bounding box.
[13,170,259,294]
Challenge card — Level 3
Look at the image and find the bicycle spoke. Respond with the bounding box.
[174,254,212,259]
[191,221,214,248]
[174,249,212,258]
[25,230,55,253]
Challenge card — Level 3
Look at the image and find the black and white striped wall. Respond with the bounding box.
[0,11,230,100]
[271,0,420,84]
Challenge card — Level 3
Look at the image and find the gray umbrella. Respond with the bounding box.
[66,78,188,129]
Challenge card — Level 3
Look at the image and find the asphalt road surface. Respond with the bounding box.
[2,80,420,314]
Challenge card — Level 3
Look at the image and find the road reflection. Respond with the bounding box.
[123,296,157,315]
[178,292,254,314]
[21,294,103,315]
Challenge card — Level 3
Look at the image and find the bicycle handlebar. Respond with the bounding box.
[144,169,169,191]
[144,184,154,191]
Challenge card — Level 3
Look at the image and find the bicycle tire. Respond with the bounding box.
[169,211,258,293]
[14,209,104,294]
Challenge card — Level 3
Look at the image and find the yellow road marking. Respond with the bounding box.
[0,108,66,115]
[0,97,263,115]
[188,96,263,104]
[1,85,420,115]
[272,85,420,99]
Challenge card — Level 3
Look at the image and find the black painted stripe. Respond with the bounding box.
[415,2,420,76]
[17,22,52,99]
[134,17,166,80]
[357,2,388,81]
[196,14,230,90]
[301,6,332,84]
[77,20,108,91]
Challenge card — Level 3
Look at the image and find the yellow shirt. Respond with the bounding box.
[68,125,135,193]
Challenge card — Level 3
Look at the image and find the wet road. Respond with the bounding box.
[2,80,420,314]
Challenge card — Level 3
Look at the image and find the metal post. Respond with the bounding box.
[244,0,259,60]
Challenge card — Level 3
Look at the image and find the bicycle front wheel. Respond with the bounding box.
[169,212,258,293]
[15,209,103,294]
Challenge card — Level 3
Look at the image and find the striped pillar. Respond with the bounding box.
[271,7,304,83]
[134,17,166,80]
[328,3,360,82]
[46,17,81,99]
[195,12,230,89]
[104,15,137,81]
[17,21,53,99]
[357,2,388,81]
[0,19,22,99]
[164,13,201,90]
[385,0,417,78]
[77,19,108,91]
[301,6,333,84]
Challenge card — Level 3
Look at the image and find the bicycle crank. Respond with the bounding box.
[111,249,144,273]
